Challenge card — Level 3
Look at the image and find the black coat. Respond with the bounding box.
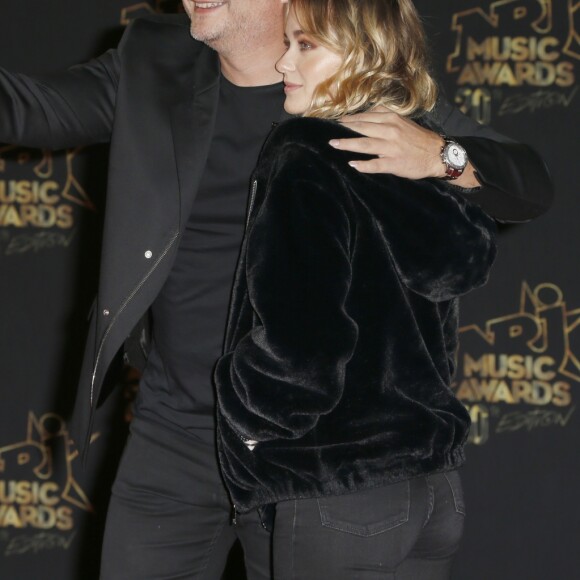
[0,15,552,459]
[215,117,497,513]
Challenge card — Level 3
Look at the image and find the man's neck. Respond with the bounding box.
[218,43,284,87]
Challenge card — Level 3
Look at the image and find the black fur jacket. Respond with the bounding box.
[215,117,497,513]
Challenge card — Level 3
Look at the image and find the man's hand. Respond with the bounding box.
[329,106,480,188]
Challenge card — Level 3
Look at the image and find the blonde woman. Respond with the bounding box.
[215,1,495,578]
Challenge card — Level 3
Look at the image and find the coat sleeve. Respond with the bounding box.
[215,157,359,443]
[0,21,136,149]
[434,96,554,223]
[357,174,497,303]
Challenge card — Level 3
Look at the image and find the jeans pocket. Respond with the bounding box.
[317,481,410,537]
[444,471,466,516]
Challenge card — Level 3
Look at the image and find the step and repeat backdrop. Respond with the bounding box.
[414,2,580,578]
[0,1,577,578]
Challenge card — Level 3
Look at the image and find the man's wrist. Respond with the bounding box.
[444,162,481,190]
[439,137,469,180]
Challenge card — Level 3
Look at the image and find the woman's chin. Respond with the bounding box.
[283,101,306,116]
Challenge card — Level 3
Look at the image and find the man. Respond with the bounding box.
[0,1,552,578]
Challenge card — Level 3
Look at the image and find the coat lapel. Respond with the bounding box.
[170,43,220,231]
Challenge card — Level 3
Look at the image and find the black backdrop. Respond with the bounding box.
[0,1,578,578]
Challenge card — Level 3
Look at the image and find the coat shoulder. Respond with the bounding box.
[121,13,205,50]
[256,117,370,181]
[119,13,209,65]
[267,117,359,155]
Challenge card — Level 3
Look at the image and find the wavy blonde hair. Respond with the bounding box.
[288,0,438,118]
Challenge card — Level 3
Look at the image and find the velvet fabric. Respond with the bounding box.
[214,117,496,513]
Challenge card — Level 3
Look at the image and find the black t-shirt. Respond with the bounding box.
[134,76,285,439]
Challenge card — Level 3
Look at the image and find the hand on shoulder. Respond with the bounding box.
[330,106,479,188]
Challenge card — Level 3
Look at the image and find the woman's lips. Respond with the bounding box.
[284,83,302,93]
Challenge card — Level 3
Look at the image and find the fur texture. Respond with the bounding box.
[215,117,496,513]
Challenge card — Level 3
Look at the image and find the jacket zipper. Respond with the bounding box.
[90,230,180,407]
[224,123,280,525]
[225,177,258,528]
[246,179,258,229]
[243,121,280,231]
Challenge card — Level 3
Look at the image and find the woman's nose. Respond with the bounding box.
[275,52,295,74]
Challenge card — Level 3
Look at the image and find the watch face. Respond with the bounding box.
[444,142,468,170]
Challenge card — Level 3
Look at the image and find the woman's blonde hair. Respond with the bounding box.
[288,0,438,118]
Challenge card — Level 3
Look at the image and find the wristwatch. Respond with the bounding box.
[440,138,468,180]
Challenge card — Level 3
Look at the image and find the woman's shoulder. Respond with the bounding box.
[266,117,360,152]
[255,117,371,182]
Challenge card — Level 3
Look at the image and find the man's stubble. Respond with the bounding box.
[186,1,284,59]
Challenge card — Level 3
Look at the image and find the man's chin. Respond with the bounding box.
[189,25,221,45]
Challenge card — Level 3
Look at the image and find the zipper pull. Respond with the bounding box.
[240,435,258,451]
[231,505,238,526]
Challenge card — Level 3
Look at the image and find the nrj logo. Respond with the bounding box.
[0,413,92,531]
[0,147,95,255]
[446,0,579,122]
[0,146,94,229]
[453,282,579,444]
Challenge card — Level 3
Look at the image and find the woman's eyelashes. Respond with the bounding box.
[297,37,315,50]
[283,34,316,51]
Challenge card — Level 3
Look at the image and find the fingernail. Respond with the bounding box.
[348,161,358,168]
[329,139,340,148]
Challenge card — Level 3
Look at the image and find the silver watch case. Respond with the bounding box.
[442,140,468,171]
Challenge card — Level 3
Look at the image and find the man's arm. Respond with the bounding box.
[0,40,125,149]
[331,97,554,223]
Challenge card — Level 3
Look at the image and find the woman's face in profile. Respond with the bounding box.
[276,9,343,114]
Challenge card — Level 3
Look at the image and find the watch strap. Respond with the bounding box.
[443,165,464,180]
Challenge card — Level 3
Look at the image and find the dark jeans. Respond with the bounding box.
[272,472,465,579]
[100,418,465,579]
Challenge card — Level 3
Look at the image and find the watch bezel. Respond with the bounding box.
[442,140,468,171]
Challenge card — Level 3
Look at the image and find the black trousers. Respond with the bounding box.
[100,418,465,579]
[100,418,271,579]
